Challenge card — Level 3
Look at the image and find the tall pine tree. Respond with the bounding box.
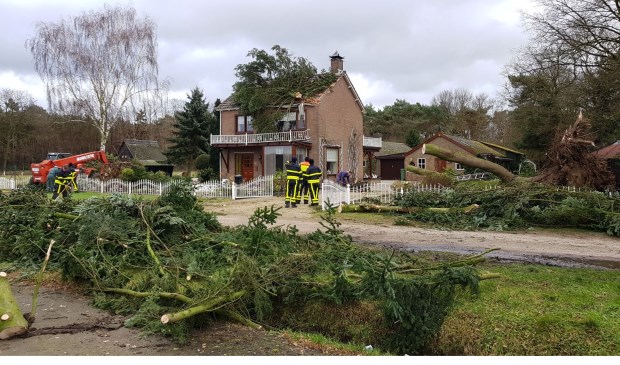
[166,87,215,175]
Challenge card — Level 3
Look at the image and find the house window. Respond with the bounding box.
[455,163,465,171]
[264,146,292,175]
[277,112,298,131]
[417,158,426,169]
[326,148,339,174]
[236,115,253,133]
[295,147,308,165]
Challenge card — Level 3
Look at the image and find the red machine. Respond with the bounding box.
[30,150,109,184]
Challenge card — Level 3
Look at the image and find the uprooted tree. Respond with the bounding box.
[532,112,615,190]
[409,112,615,190]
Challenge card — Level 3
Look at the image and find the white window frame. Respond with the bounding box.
[326,148,339,174]
[236,115,253,133]
[455,163,465,171]
[417,158,426,169]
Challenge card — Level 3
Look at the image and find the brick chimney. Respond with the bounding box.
[330,51,344,74]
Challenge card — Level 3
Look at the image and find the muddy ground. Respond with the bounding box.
[2,196,619,356]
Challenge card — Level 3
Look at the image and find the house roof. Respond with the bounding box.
[121,139,167,162]
[441,134,507,157]
[376,141,410,157]
[404,132,520,159]
[215,72,364,112]
[595,140,620,159]
[479,141,525,156]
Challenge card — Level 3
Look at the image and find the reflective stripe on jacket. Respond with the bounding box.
[306,165,322,183]
[285,162,301,180]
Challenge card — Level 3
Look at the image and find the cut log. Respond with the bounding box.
[340,203,480,214]
[0,272,29,340]
[422,143,516,183]
[161,290,246,324]
[215,309,263,330]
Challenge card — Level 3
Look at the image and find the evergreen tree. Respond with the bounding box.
[165,88,215,175]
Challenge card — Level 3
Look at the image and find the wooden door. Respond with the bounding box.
[241,153,254,181]
[435,159,447,173]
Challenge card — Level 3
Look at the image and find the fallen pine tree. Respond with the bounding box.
[0,184,496,354]
[407,112,615,191]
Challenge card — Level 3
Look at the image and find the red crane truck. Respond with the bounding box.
[30,150,109,185]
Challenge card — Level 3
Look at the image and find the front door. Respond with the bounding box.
[241,153,254,181]
[435,159,447,173]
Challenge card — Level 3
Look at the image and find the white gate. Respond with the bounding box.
[321,180,349,210]
[233,175,274,199]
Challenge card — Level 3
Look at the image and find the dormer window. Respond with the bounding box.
[236,115,253,133]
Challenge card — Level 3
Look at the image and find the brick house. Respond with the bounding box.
[211,52,381,182]
[404,132,525,181]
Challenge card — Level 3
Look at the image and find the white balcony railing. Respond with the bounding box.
[210,130,311,145]
[363,136,382,148]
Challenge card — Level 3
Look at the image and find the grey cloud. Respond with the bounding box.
[0,0,530,109]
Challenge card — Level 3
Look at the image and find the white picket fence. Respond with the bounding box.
[455,172,489,181]
[0,176,30,189]
[75,175,274,200]
[321,181,449,210]
[0,174,274,200]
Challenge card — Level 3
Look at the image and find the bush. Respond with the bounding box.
[195,154,211,170]
[198,167,216,182]
[421,171,454,187]
[273,171,287,196]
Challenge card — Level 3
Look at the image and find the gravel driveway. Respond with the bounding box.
[205,196,620,269]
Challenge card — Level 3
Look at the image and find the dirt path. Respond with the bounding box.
[0,281,323,356]
[206,196,620,269]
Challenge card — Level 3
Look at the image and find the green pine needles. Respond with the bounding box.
[232,45,338,132]
[0,183,489,354]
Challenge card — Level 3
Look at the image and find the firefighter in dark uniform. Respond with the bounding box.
[285,157,301,208]
[298,156,310,204]
[52,165,72,200]
[305,158,322,206]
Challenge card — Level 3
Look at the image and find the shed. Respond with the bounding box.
[375,141,410,180]
[118,139,174,176]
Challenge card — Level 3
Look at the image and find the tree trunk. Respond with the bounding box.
[0,272,29,340]
[340,203,480,214]
[161,290,246,324]
[422,143,516,182]
[405,165,435,176]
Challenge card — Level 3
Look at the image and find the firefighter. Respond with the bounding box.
[305,158,322,206]
[285,157,301,208]
[52,165,72,200]
[66,163,79,192]
[298,156,310,204]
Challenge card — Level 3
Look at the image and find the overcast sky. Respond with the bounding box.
[0,0,536,111]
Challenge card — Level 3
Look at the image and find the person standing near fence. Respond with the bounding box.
[52,165,72,200]
[285,157,301,208]
[298,156,310,204]
[305,158,322,206]
[336,170,351,186]
[46,165,61,192]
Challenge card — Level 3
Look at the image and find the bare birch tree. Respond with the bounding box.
[27,4,162,151]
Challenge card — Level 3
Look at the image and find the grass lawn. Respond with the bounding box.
[431,263,620,355]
